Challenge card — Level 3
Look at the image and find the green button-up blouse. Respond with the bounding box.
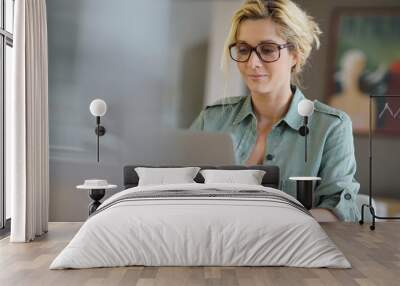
[190,87,360,222]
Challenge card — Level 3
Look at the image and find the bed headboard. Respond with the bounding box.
[123,165,280,189]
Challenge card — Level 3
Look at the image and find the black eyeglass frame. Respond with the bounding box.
[229,42,294,63]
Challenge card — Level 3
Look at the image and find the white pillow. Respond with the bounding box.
[200,169,266,185]
[135,167,200,186]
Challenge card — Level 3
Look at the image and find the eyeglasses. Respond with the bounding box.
[229,42,293,63]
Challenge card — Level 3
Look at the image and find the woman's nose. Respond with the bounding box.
[247,51,262,69]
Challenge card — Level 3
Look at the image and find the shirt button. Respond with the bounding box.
[266,154,274,161]
[344,193,352,200]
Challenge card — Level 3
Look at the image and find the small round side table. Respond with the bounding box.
[289,176,321,210]
[76,180,117,215]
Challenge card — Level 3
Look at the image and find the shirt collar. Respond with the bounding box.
[279,87,306,131]
[232,86,306,131]
[232,94,254,125]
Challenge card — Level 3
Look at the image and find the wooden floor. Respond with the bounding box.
[0,222,399,286]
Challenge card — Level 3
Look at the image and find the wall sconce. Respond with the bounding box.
[89,99,107,162]
[290,99,319,210]
[297,99,314,162]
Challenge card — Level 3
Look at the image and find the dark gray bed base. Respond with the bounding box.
[123,165,280,189]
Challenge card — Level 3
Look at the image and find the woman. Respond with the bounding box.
[190,0,360,222]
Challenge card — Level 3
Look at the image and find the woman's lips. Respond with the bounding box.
[248,74,267,80]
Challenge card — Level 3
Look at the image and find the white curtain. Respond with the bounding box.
[7,0,49,242]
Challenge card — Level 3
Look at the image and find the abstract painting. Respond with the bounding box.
[326,8,400,135]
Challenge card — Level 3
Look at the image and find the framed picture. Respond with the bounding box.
[326,8,400,135]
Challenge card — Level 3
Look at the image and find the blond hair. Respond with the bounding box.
[222,0,321,87]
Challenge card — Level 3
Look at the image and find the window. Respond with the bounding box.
[0,0,14,231]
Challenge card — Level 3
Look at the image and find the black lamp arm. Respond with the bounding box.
[298,116,309,162]
[94,116,106,162]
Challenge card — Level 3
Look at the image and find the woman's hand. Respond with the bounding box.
[309,208,338,222]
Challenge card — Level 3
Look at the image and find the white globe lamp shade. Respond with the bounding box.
[90,99,107,117]
[297,99,314,117]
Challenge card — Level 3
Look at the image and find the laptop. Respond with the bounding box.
[131,128,236,166]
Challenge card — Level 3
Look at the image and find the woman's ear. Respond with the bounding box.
[290,51,299,72]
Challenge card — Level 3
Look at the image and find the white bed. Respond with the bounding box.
[50,183,351,269]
